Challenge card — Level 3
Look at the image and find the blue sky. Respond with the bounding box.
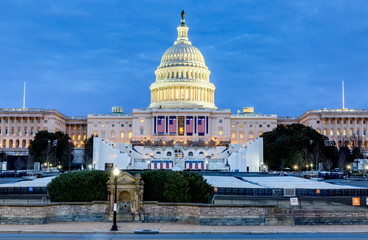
[0,0,367,117]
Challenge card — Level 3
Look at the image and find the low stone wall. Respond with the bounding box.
[0,201,108,224]
[143,202,368,226]
[294,210,368,225]
[143,201,274,225]
[2,201,368,225]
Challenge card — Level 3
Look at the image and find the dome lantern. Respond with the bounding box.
[175,10,190,45]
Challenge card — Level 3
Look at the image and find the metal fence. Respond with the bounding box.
[216,187,368,197]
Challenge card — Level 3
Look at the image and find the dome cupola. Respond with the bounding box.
[149,11,216,109]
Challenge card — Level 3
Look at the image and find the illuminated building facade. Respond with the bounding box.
[0,12,367,171]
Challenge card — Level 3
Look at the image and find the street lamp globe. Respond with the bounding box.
[113,167,120,176]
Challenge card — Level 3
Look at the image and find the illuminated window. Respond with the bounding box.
[323,120,326,124]
[231,132,236,139]
[240,124,243,128]
[83,135,86,140]
[140,119,144,123]
[232,124,235,128]
[240,133,244,139]
[249,134,253,139]
[120,132,124,138]
[219,131,223,136]
[350,129,353,135]
[337,129,340,135]
[323,129,327,135]
[128,132,132,138]
[259,132,263,136]
[72,135,75,140]
[317,130,320,134]
[343,129,346,135]
[78,135,81,140]
[94,132,98,137]
[330,130,333,136]
[102,124,105,127]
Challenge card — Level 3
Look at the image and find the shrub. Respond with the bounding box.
[47,170,109,202]
[141,170,213,203]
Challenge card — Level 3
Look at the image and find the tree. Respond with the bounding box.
[337,147,350,170]
[28,130,74,169]
[263,124,336,170]
[83,135,95,168]
[0,150,6,162]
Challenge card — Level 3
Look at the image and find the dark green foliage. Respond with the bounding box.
[141,170,213,203]
[263,124,334,170]
[83,135,94,168]
[28,130,74,169]
[47,170,109,202]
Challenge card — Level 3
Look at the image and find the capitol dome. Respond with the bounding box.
[158,43,207,69]
[149,11,216,109]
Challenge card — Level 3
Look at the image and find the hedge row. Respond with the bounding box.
[47,170,214,203]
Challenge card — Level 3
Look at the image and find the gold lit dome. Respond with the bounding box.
[149,11,216,109]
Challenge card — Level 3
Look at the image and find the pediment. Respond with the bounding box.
[107,171,141,186]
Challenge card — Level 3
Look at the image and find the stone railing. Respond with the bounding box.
[143,201,274,225]
[2,201,368,225]
[143,201,368,226]
[0,201,108,224]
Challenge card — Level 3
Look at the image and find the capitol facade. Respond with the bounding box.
[0,12,368,171]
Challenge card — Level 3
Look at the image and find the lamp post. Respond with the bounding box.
[111,166,120,231]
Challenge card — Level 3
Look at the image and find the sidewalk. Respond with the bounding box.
[0,222,368,234]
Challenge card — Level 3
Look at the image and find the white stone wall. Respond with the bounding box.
[228,137,264,172]
[93,137,131,170]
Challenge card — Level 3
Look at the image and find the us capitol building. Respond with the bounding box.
[1,12,367,171]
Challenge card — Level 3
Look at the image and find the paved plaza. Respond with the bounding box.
[0,222,368,234]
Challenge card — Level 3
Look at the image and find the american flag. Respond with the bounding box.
[186,116,193,135]
[169,116,177,133]
[198,116,205,134]
[157,116,165,134]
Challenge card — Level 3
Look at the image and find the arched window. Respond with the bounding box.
[167,152,172,156]
[199,151,204,155]
[188,151,193,156]
[156,151,161,155]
